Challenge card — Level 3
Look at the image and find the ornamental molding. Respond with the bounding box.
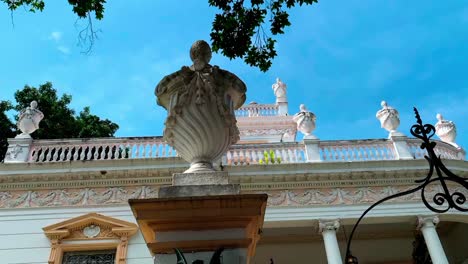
[5,144,23,159]
[0,159,466,191]
[239,128,295,137]
[1,184,466,209]
[43,213,138,264]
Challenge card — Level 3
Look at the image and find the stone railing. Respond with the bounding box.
[318,139,396,162]
[27,137,177,162]
[406,138,463,160]
[223,142,306,165]
[3,136,465,164]
[235,103,279,117]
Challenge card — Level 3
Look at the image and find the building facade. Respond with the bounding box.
[0,80,467,264]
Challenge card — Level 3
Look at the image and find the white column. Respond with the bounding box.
[319,219,343,264]
[417,216,449,264]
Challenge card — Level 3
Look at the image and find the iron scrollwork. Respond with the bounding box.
[345,108,468,263]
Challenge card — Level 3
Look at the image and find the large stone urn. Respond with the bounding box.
[293,104,317,139]
[155,40,246,173]
[376,100,403,137]
[435,113,459,148]
[17,100,44,138]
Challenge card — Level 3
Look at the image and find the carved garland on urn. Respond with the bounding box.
[155,40,246,173]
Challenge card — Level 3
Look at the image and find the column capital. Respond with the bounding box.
[417,215,440,230]
[318,219,340,233]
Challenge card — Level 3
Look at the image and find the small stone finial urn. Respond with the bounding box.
[435,113,459,148]
[155,40,247,173]
[16,100,44,138]
[376,101,402,137]
[293,104,317,139]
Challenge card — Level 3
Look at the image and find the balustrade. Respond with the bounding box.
[319,140,396,162]
[235,104,279,117]
[223,142,306,165]
[4,136,464,164]
[406,138,462,160]
[28,137,177,162]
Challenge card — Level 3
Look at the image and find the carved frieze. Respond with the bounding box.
[1,184,466,209]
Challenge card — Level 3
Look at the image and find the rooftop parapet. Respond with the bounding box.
[3,136,464,165]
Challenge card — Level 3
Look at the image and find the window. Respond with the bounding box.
[62,250,117,264]
[43,213,138,264]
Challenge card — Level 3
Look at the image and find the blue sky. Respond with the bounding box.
[0,0,467,148]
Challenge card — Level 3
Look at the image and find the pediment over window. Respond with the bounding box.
[43,213,138,264]
[43,212,138,241]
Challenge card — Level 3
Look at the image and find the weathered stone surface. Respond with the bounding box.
[376,101,402,138]
[293,104,316,138]
[155,40,246,173]
[172,171,229,186]
[158,184,240,198]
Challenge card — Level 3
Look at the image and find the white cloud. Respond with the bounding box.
[50,31,62,42]
[57,46,70,54]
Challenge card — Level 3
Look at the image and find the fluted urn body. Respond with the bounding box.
[17,101,44,138]
[376,101,400,134]
[155,40,246,173]
[293,104,317,139]
[435,113,458,147]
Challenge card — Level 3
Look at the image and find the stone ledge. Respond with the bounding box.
[158,184,240,198]
[172,171,229,186]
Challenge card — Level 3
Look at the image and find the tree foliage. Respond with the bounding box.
[0,82,119,162]
[0,101,16,162]
[2,0,318,71]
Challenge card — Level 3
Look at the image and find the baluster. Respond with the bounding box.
[275,149,281,163]
[148,142,154,157]
[325,146,332,161]
[251,148,257,164]
[226,150,232,165]
[234,149,240,165]
[246,148,254,165]
[293,148,300,162]
[45,147,52,161]
[86,146,92,160]
[379,146,385,160]
[338,146,345,161]
[93,146,99,159]
[346,146,352,161]
[30,147,38,162]
[72,145,78,160]
[358,145,364,160]
[80,146,87,160]
[281,148,288,163]
[320,146,326,161]
[155,143,161,157]
[161,143,166,157]
[38,147,46,162]
[52,147,59,161]
[135,143,141,158]
[113,144,120,159]
[141,143,147,158]
[106,144,113,159]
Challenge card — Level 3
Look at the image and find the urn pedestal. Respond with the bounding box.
[130,40,266,264]
[129,194,267,264]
